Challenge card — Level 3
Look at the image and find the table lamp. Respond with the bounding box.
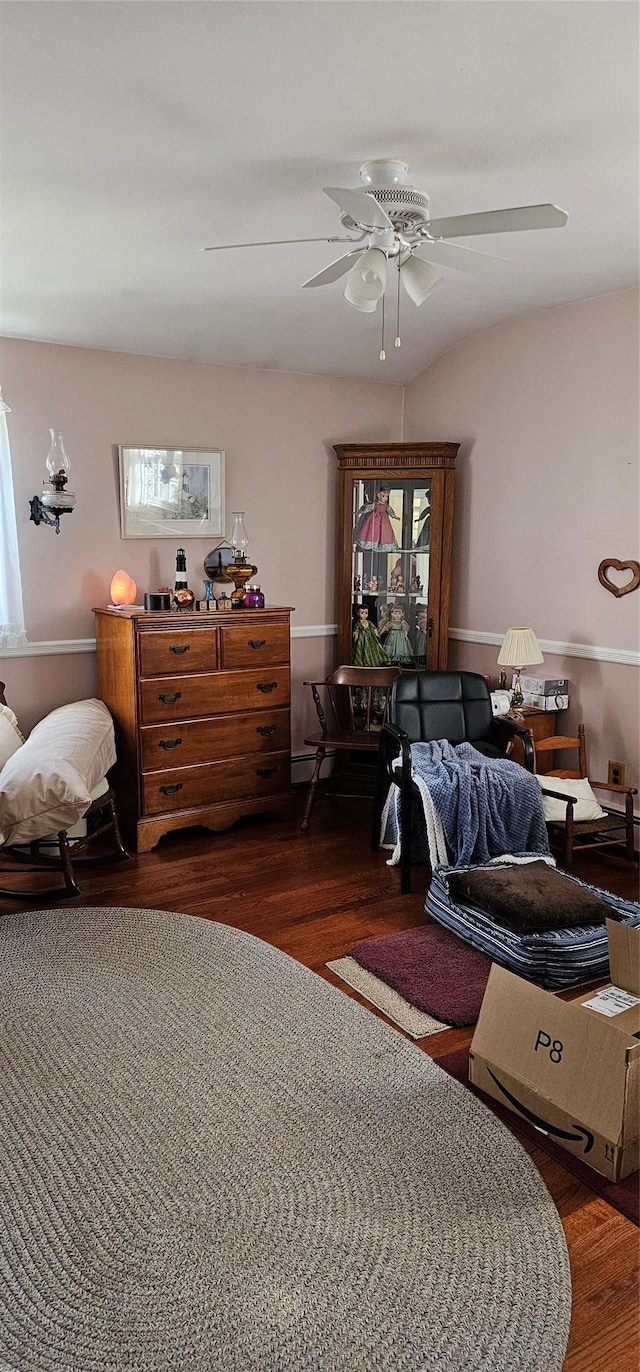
[497,627,544,712]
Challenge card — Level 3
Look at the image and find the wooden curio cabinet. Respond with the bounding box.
[334,443,458,671]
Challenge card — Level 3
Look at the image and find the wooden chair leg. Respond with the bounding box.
[300,748,326,832]
[625,794,635,862]
[106,794,130,859]
[371,765,388,853]
[399,780,413,895]
[57,831,82,896]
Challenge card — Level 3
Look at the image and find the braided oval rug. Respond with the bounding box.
[0,907,571,1372]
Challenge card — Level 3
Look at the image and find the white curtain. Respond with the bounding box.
[0,411,27,649]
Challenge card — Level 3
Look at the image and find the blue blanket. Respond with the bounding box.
[382,739,550,868]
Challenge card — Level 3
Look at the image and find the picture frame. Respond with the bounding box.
[118,446,225,539]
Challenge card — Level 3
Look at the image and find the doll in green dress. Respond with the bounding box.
[352,605,391,666]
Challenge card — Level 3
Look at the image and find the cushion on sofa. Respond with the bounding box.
[537,775,606,823]
[0,705,25,770]
[0,699,116,846]
[447,860,614,934]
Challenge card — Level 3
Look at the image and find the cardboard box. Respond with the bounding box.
[522,692,569,711]
[469,920,640,1181]
[518,675,568,695]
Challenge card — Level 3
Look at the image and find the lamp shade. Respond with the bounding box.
[400,255,442,307]
[497,626,544,668]
[344,248,387,312]
[110,570,137,606]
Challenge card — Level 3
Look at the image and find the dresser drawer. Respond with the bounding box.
[140,708,290,771]
[142,751,290,815]
[139,668,290,724]
[220,622,289,669]
[138,628,219,677]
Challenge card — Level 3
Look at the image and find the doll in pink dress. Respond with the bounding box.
[353,485,399,551]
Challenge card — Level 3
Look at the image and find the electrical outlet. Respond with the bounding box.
[608,760,626,787]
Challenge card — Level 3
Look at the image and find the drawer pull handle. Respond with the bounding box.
[257,682,277,694]
[256,724,276,737]
[170,644,190,655]
[158,738,182,751]
[158,691,182,705]
[249,639,266,649]
[256,768,276,779]
[159,783,183,796]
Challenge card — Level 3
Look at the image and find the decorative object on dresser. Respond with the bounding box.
[597,558,640,597]
[109,569,138,608]
[227,512,258,606]
[334,442,458,672]
[94,606,295,852]
[173,547,195,610]
[117,446,225,538]
[497,626,544,712]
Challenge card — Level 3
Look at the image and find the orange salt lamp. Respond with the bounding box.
[110,569,137,606]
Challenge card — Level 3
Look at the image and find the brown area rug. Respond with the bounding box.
[438,1047,639,1227]
[349,921,492,1026]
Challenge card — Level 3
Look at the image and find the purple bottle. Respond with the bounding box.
[243,584,265,609]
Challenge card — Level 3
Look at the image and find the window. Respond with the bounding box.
[0,404,27,649]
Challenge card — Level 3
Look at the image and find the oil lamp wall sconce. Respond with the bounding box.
[29,430,77,534]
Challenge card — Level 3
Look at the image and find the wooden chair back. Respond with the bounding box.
[531,724,587,779]
[300,666,401,832]
[306,665,401,745]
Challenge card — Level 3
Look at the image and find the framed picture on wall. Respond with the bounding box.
[118,446,225,538]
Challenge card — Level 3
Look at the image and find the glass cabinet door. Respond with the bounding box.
[335,443,458,674]
[350,476,432,668]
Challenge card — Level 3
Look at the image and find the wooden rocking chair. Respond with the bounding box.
[532,724,637,870]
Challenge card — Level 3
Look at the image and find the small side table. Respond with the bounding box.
[505,706,558,773]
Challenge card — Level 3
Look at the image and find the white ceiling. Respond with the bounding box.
[1,1,638,384]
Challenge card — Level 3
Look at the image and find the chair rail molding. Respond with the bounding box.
[449,628,639,669]
[1,626,637,667]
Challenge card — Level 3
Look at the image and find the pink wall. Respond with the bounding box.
[404,288,640,816]
[2,295,638,829]
[0,339,403,744]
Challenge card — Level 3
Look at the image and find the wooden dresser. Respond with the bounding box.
[94,606,295,852]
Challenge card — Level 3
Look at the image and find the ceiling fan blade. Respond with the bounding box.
[412,241,508,279]
[302,249,366,288]
[202,236,352,252]
[323,186,393,232]
[424,203,569,239]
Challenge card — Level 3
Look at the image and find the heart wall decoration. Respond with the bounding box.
[597,559,640,597]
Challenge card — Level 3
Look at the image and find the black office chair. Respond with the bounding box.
[372,671,535,893]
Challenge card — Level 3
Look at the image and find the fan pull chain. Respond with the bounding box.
[395,261,402,348]
[379,291,386,361]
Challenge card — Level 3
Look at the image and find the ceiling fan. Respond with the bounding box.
[203,159,568,356]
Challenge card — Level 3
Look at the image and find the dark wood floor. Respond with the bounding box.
[1,796,639,1371]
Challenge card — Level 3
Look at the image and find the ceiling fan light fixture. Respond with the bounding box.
[399,255,443,306]
[344,247,387,311]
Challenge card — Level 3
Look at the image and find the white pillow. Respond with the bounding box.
[0,705,25,770]
[537,775,607,823]
[0,699,116,846]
